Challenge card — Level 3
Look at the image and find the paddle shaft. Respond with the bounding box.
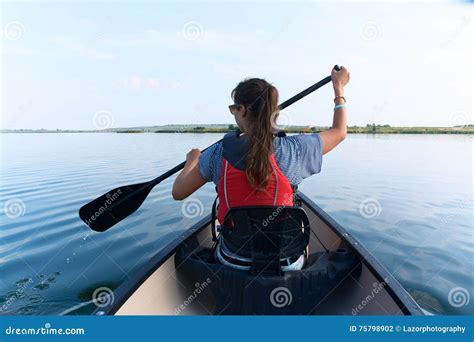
[103,67,339,213]
[149,71,337,186]
[278,75,332,110]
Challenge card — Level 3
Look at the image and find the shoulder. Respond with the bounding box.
[274,133,322,155]
[198,140,223,183]
[203,140,223,160]
[273,133,323,183]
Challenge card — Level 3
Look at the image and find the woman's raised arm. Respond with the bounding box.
[319,66,350,155]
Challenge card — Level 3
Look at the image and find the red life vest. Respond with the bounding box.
[216,132,294,223]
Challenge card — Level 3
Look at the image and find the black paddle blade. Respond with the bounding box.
[79,181,154,232]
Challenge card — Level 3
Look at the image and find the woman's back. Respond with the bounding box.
[199,132,324,187]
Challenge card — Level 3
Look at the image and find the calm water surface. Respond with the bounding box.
[0,133,472,315]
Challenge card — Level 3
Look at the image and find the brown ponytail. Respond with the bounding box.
[231,78,279,191]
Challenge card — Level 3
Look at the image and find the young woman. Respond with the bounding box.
[172,66,350,269]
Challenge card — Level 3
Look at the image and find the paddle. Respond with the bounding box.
[79,65,341,232]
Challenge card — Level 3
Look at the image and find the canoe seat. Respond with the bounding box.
[219,206,310,275]
[175,205,362,314]
[176,246,360,314]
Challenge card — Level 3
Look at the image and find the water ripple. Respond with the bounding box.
[1,133,472,315]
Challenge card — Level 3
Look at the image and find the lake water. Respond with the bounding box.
[0,133,472,315]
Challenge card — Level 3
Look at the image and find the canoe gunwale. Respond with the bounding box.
[91,193,424,316]
[297,193,424,316]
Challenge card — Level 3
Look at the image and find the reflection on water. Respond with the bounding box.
[0,133,472,315]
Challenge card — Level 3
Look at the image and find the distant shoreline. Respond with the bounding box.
[2,124,473,134]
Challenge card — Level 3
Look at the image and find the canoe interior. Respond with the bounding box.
[95,194,422,316]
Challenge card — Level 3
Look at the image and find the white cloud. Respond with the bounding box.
[148,78,159,89]
[119,75,192,93]
[130,76,141,90]
[208,60,284,80]
[50,35,115,60]
[119,77,140,91]
[1,45,55,58]
[104,28,268,54]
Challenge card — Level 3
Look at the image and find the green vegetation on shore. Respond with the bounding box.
[150,124,474,134]
[2,124,473,134]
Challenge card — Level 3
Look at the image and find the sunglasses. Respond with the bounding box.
[228,104,244,115]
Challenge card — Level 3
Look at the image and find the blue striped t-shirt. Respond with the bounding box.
[198,133,323,186]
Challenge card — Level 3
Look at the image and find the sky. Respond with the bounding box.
[1,0,472,130]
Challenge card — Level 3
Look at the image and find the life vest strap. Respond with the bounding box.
[210,194,218,242]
